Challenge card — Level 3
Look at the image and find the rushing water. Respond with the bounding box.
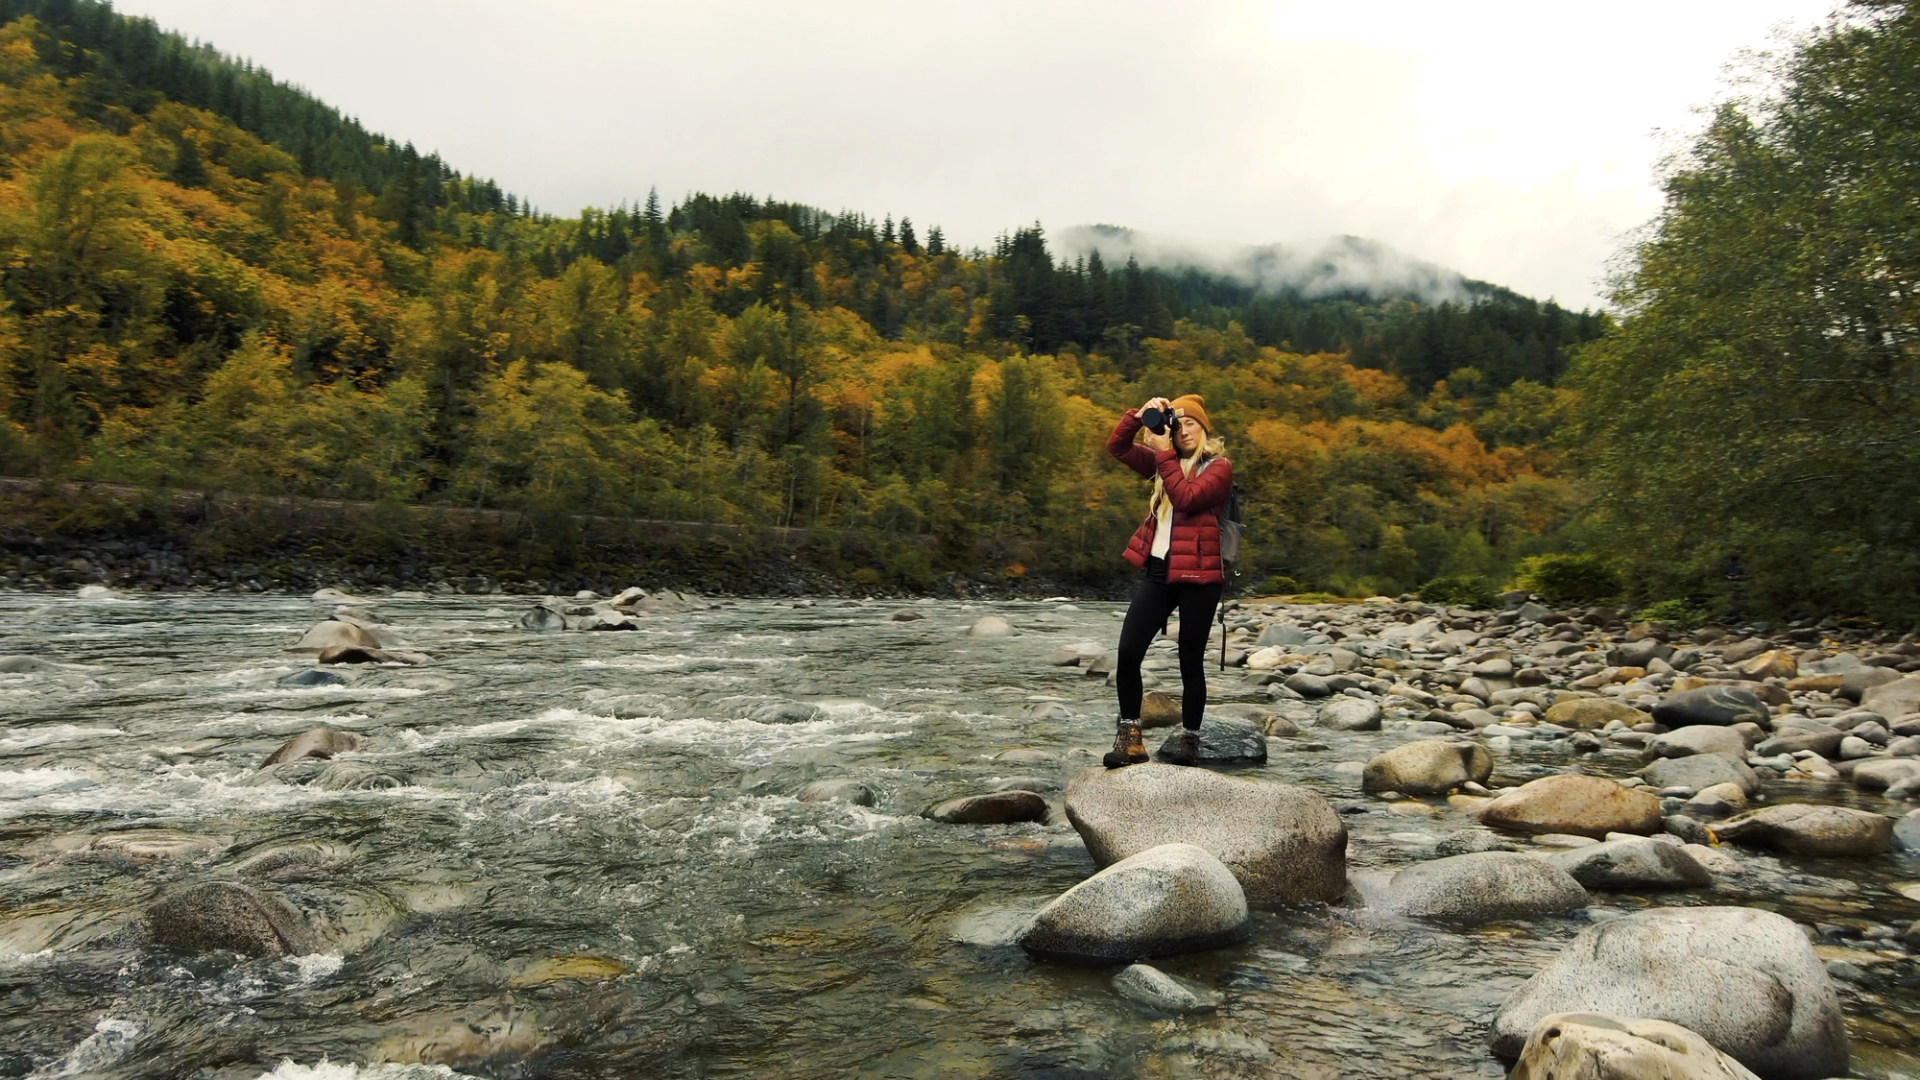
[4,591,1920,1079]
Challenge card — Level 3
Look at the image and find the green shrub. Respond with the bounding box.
[1249,575,1303,596]
[1418,573,1498,608]
[1510,554,1623,605]
[1634,598,1705,629]
[850,567,882,587]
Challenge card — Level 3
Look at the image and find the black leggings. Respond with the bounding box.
[1116,558,1223,730]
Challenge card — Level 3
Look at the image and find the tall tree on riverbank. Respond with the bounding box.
[1570,0,1920,620]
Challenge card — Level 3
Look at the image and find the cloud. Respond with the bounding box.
[1056,225,1471,305]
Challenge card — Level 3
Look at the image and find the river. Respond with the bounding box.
[3,591,1918,1078]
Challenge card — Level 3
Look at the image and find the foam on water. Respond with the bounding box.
[0,726,126,751]
[39,1017,141,1076]
[255,1062,473,1080]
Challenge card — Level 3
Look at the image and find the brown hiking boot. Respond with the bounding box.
[1162,728,1201,767]
[1102,720,1148,768]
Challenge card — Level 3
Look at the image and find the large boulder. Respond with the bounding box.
[1490,907,1848,1080]
[1648,726,1749,760]
[1378,852,1587,923]
[147,881,320,957]
[1537,836,1713,890]
[1063,764,1347,906]
[291,619,392,652]
[1477,775,1664,839]
[1316,697,1382,731]
[1155,716,1266,764]
[968,615,1014,639]
[1545,698,1646,730]
[1640,754,1760,797]
[261,724,361,767]
[1713,805,1891,858]
[925,791,1047,825]
[1362,740,1492,795]
[1863,676,1920,722]
[1508,1013,1762,1080]
[1016,843,1249,963]
[1653,687,1770,729]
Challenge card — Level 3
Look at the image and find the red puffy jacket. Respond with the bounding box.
[1106,408,1233,584]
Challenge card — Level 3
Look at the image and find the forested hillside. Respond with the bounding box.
[0,1,1612,599]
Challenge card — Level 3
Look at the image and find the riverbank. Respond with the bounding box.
[0,478,1129,601]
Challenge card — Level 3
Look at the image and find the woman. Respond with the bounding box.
[1102,394,1232,768]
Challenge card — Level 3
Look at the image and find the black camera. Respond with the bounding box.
[1140,406,1170,435]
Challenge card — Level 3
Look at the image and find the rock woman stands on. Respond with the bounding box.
[1102,394,1232,769]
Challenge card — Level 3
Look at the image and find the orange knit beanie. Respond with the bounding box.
[1169,394,1211,433]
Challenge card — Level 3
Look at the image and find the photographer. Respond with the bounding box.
[1101,394,1232,768]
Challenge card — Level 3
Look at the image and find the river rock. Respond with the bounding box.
[1362,740,1492,795]
[1112,962,1220,1012]
[317,645,396,665]
[261,724,361,767]
[1713,805,1891,857]
[1063,764,1348,906]
[1754,729,1844,758]
[1317,697,1382,731]
[1379,852,1588,922]
[1640,754,1760,797]
[279,668,347,688]
[747,700,824,724]
[1538,836,1713,889]
[292,620,391,652]
[1285,672,1332,697]
[1718,638,1773,665]
[1543,699,1646,730]
[1477,775,1664,839]
[1017,843,1250,963]
[1140,690,1182,729]
[1736,650,1798,680]
[888,609,925,622]
[520,605,567,632]
[1863,676,1920,723]
[1653,687,1770,729]
[798,780,876,806]
[147,881,320,958]
[1490,906,1847,1080]
[1850,759,1920,792]
[1156,716,1266,763]
[968,615,1014,638]
[1648,726,1748,760]
[1508,1013,1763,1080]
[1684,783,1748,819]
[925,791,1047,825]
[1840,666,1903,702]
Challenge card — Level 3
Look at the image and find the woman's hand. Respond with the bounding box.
[1140,396,1170,416]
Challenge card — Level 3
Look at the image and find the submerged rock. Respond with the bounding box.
[1477,775,1664,839]
[1490,906,1847,1080]
[1509,1013,1762,1080]
[314,761,408,791]
[1713,805,1892,858]
[1378,852,1588,923]
[520,605,567,632]
[1363,740,1492,795]
[1155,716,1266,763]
[798,779,876,806]
[0,655,57,673]
[1017,843,1249,963]
[261,724,361,767]
[1648,726,1749,760]
[1064,764,1348,906]
[147,881,320,958]
[1537,836,1713,890]
[1112,962,1220,1013]
[925,791,1047,825]
[279,668,347,688]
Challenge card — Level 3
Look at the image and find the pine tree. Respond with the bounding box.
[926,225,944,256]
[899,217,918,255]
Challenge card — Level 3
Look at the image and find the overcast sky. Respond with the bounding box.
[113,0,1837,308]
